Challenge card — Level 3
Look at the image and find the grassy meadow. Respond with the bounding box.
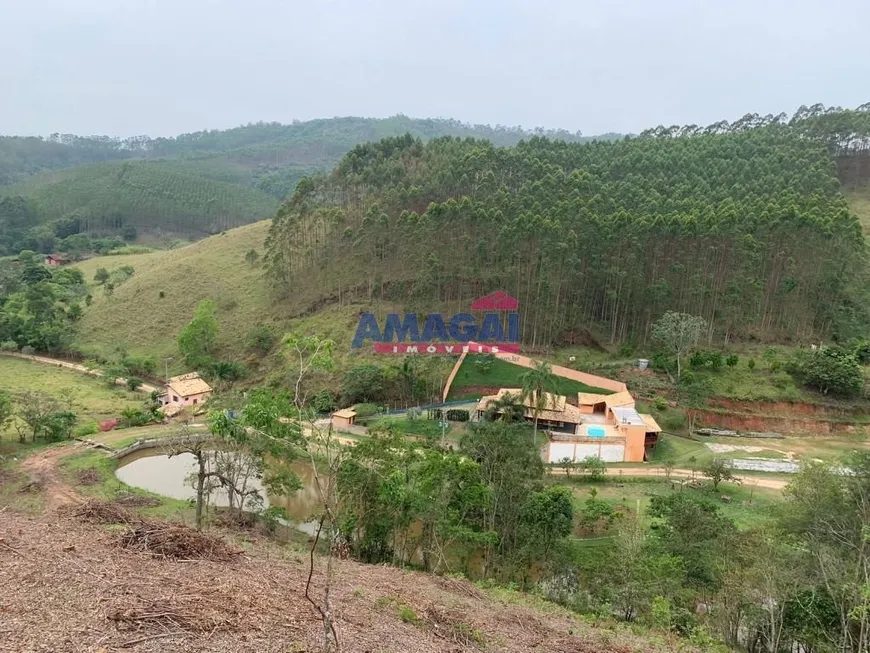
[0,356,145,439]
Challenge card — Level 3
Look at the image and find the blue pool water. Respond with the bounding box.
[587,426,606,438]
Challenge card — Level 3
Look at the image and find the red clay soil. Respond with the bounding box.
[707,398,870,417]
[695,409,869,436]
[0,509,687,653]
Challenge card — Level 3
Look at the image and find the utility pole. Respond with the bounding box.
[164,357,173,384]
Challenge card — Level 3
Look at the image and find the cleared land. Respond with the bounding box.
[0,439,689,653]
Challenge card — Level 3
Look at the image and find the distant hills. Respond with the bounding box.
[0,116,617,253]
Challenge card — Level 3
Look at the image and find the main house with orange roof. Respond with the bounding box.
[475,388,661,463]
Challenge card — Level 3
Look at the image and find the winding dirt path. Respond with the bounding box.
[19,443,85,510]
[0,352,160,393]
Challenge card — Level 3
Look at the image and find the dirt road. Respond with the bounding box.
[600,466,789,490]
[19,444,86,510]
[0,351,160,393]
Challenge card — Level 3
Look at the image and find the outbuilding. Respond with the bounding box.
[331,408,357,430]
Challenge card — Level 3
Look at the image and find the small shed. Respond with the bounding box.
[331,408,357,430]
[44,254,68,267]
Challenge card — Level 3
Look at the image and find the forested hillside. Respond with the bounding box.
[3,161,279,239]
[267,105,870,346]
[0,117,608,254]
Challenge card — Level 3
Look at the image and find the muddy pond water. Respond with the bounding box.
[115,449,322,534]
[116,448,490,576]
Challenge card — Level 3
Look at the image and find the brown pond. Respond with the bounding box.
[116,450,495,578]
[115,450,322,534]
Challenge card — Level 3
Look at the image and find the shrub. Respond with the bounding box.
[763,347,780,371]
[690,350,724,370]
[474,354,495,375]
[207,360,248,382]
[653,396,669,411]
[158,290,165,299]
[786,347,864,397]
[21,345,35,355]
[312,389,335,413]
[353,403,382,419]
[126,376,143,391]
[74,421,100,437]
[122,355,156,376]
[747,358,756,371]
[581,456,607,482]
[725,353,738,367]
[853,339,870,365]
[650,352,676,374]
[246,324,276,354]
[446,408,470,422]
[0,340,18,352]
[119,407,152,428]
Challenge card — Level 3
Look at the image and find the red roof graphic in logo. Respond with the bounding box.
[471,291,519,311]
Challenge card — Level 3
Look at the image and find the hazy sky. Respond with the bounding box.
[1,0,868,137]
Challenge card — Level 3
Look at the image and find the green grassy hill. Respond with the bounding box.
[72,222,376,378]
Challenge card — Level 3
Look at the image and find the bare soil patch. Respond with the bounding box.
[76,467,102,485]
[115,493,161,508]
[0,509,683,652]
[19,444,85,510]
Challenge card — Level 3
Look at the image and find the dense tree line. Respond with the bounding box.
[267,105,870,346]
[0,256,86,351]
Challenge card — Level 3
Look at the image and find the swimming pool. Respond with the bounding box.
[587,426,606,438]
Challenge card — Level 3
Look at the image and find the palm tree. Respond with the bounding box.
[483,392,525,423]
[520,360,557,443]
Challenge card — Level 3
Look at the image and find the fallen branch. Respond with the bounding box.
[120,632,186,648]
[0,538,23,557]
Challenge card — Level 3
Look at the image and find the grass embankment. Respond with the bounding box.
[0,356,144,438]
[449,356,615,399]
[58,448,189,520]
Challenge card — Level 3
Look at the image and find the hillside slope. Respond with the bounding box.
[1,117,616,250]
[3,508,680,653]
[267,127,866,346]
[72,222,374,374]
[3,160,279,237]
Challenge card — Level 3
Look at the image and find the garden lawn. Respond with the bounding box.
[449,356,616,399]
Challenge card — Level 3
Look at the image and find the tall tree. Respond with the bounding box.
[652,312,707,380]
[520,360,556,442]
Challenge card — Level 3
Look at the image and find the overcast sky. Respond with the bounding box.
[1,0,868,138]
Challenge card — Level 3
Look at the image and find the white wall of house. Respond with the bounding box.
[546,441,626,463]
